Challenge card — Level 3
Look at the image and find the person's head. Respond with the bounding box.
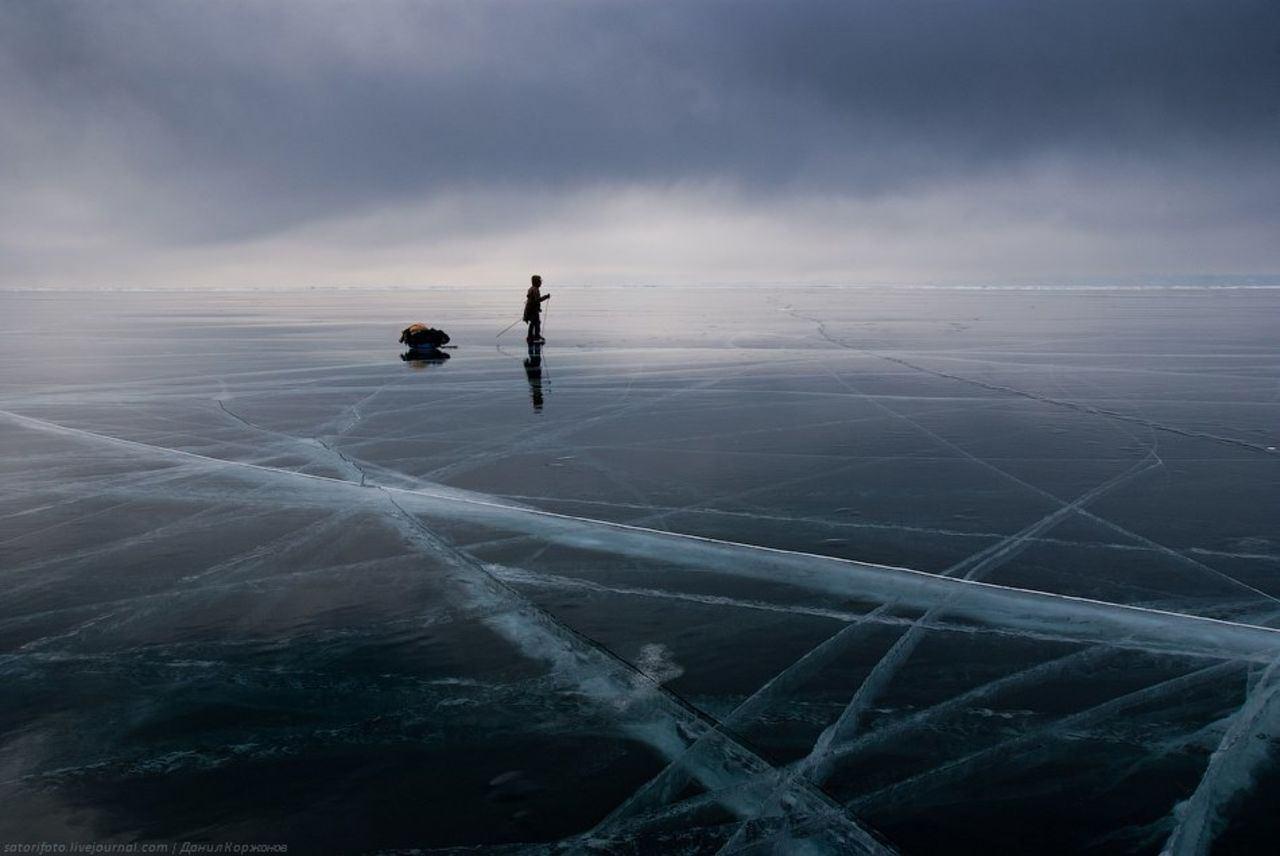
[531,275,542,288]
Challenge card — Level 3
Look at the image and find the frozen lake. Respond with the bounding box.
[2,286,1278,853]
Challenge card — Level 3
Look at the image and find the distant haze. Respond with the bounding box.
[2,0,1277,289]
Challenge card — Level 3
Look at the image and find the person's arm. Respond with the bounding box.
[540,293,551,302]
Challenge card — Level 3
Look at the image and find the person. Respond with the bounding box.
[523,274,550,343]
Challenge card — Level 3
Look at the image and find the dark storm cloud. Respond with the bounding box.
[4,1,1278,235]
[1,0,1277,285]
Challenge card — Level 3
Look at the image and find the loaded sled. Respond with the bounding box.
[399,323,451,352]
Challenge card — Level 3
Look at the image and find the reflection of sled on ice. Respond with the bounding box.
[401,349,451,368]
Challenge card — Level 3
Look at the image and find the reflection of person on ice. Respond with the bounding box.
[523,342,544,411]
[523,274,550,343]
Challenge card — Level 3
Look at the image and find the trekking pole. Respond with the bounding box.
[541,298,550,338]
[496,318,522,339]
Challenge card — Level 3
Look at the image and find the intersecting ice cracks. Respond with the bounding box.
[3,287,1279,854]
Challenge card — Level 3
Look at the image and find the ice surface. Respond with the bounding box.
[1,286,1278,853]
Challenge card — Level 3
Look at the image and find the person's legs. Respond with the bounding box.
[527,315,541,340]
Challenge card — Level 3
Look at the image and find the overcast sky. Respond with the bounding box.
[2,0,1277,288]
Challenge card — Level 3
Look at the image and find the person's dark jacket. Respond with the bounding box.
[523,286,550,322]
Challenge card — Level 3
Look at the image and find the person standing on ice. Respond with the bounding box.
[523,274,550,343]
